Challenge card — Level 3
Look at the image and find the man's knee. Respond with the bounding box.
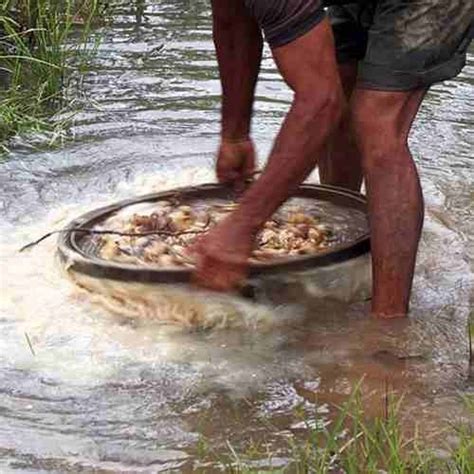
[350,89,426,162]
[350,92,410,169]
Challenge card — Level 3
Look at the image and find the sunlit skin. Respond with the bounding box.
[319,63,426,318]
[192,0,426,318]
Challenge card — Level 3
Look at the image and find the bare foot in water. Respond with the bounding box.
[190,216,255,291]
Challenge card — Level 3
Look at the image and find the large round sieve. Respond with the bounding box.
[58,183,370,283]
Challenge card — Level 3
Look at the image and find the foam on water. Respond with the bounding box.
[0,1,472,470]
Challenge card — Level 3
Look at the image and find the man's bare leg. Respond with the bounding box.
[318,62,363,191]
[351,88,426,318]
[193,20,344,290]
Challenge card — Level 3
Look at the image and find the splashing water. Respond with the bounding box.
[0,1,473,471]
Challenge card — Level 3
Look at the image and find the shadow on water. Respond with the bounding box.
[0,0,473,471]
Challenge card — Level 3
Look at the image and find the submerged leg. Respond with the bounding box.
[351,88,426,318]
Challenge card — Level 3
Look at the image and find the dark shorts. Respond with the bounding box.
[243,0,326,48]
[244,0,474,90]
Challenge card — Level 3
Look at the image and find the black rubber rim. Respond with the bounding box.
[58,183,370,283]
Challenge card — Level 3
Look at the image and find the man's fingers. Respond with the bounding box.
[219,156,256,191]
[243,149,256,179]
[216,139,256,188]
[216,149,240,184]
[233,179,246,194]
[233,152,256,192]
[193,263,238,292]
[217,167,240,184]
[217,165,247,192]
[193,253,247,292]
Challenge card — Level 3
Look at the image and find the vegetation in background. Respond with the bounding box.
[196,385,474,473]
[0,0,106,150]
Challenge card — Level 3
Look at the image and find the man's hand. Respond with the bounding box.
[216,138,256,191]
[190,215,255,291]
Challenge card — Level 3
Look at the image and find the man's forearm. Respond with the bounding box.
[232,20,344,232]
[233,96,341,231]
[211,0,263,140]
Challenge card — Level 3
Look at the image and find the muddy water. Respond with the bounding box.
[0,0,473,471]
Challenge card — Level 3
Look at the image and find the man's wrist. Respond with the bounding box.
[221,135,251,144]
[221,117,251,142]
[221,130,251,142]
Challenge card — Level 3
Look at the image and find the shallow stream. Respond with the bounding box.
[0,1,473,471]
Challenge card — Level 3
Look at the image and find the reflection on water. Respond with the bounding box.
[0,0,473,471]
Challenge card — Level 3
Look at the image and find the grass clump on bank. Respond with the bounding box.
[284,392,473,473]
[0,0,105,149]
[197,386,474,473]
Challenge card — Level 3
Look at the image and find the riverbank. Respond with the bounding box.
[0,0,106,149]
[201,387,473,473]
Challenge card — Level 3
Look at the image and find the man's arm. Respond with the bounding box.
[211,1,263,188]
[232,20,344,231]
[211,0,263,141]
[193,19,345,291]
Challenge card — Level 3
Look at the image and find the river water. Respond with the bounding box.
[0,1,473,471]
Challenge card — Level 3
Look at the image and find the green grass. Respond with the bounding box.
[0,0,105,149]
[196,385,474,473]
